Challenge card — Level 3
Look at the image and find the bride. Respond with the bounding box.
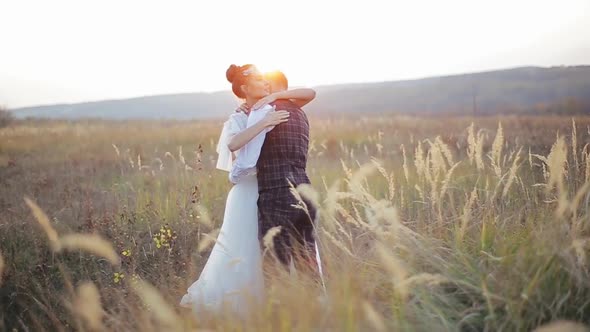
[180,64,316,315]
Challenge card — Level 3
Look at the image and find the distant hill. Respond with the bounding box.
[13,66,590,120]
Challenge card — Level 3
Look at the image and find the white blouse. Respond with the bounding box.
[229,105,274,184]
[216,105,274,184]
[216,112,247,172]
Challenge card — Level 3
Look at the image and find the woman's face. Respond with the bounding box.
[241,67,270,99]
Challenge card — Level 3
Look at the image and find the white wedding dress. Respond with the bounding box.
[180,112,264,315]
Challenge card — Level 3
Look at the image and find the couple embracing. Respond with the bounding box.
[180,64,321,314]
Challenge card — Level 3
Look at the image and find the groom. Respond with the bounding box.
[257,73,318,270]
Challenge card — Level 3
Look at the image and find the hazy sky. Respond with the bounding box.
[1,0,589,108]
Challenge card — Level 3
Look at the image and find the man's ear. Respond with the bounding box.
[240,84,248,97]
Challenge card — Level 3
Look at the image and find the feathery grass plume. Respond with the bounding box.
[388,170,396,201]
[533,320,590,332]
[24,197,61,251]
[440,161,461,199]
[197,228,221,253]
[424,148,441,204]
[0,251,4,286]
[415,184,425,202]
[545,135,568,193]
[505,149,515,167]
[353,204,366,226]
[401,144,410,183]
[321,179,344,232]
[296,183,320,208]
[395,273,449,292]
[372,157,389,182]
[475,131,485,171]
[337,204,361,227]
[572,118,579,175]
[194,204,213,229]
[154,157,164,171]
[490,156,502,179]
[137,154,142,170]
[375,243,409,300]
[423,149,434,185]
[490,172,508,203]
[72,281,105,331]
[348,162,378,202]
[334,218,353,244]
[362,301,386,332]
[503,147,523,198]
[365,199,398,230]
[571,238,590,270]
[112,143,120,157]
[585,147,590,183]
[376,143,383,155]
[371,158,396,200]
[130,280,183,331]
[340,159,353,179]
[458,187,478,242]
[568,182,590,233]
[262,226,282,251]
[428,138,447,178]
[59,234,121,266]
[322,228,354,257]
[178,145,186,165]
[414,141,426,180]
[164,151,176,162]
[288,182,309,214]
[467,122,476,165]
[491,122,504,169]
[541,162,549,181]
[533,153,548,164]
[436,136,455,167]
[529,147,534,169]
[400,186,405,210]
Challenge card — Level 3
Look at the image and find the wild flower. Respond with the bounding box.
[113,272,125,283]
[153,224,177,249]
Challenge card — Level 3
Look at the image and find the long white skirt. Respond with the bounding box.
[180,174,264,315]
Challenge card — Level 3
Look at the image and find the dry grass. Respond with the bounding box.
[0,251,4,286]
[1,115,590,331]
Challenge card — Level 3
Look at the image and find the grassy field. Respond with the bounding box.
[1,115,590,331]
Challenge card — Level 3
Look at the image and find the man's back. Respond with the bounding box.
[256,100,311,191]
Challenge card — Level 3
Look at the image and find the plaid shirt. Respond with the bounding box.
[256,100,311,191]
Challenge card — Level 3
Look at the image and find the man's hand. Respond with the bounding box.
[262,109,290,127]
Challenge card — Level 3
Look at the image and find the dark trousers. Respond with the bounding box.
[258,187,317,266]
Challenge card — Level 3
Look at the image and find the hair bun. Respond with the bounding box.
[226,64,239,83]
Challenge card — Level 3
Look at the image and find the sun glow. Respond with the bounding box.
[1,0,589,107]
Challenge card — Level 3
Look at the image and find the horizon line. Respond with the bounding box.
[9,64,589,111]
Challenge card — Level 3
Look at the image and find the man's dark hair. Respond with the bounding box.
[265,70,288,89]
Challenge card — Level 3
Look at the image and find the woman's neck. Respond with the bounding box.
[244,97,260,109]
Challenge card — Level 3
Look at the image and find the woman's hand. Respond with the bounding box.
[262,109,290,127]
[252,93,278,110]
